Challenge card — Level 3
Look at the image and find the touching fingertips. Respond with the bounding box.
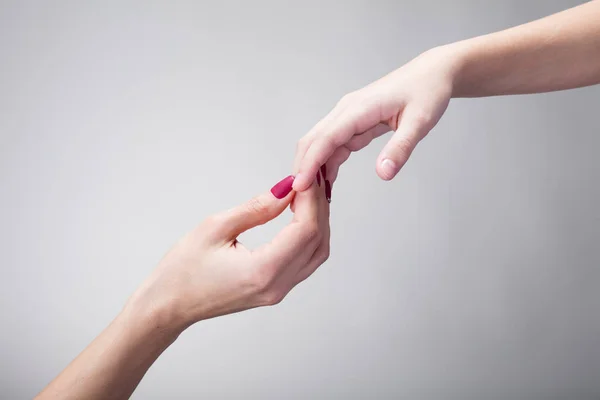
[379,158,399,181]
[271,175,295,199]
[292,172,309,191]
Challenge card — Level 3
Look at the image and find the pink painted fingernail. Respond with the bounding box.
[325,180,332,203]
[271,175,295,199]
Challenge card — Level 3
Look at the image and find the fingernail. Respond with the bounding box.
[316,171,321,186]
[320,164,327,179]
[325,180,332,203]
[292,172,305,190]
[271,175,295,199]
[380,159,398,180]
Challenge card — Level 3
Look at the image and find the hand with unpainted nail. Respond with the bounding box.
[292,0,600,192]
[292,46,455,192]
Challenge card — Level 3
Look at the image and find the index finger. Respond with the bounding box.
[292,96,384,191]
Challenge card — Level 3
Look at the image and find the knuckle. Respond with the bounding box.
[262,289,286,307]
[323,133,342,150]
[321,247,331,263]
[337,92,355,107]
[316,247,330,266]
[200,214,225,232]
[346,134,366,151]
[246,197,269,215]
[391,136,415,160]
[296,136,309,152]
[201,214,219,227]
[411,108,435,130]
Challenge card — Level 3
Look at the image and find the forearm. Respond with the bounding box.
[450,0,600,97]
[35,297,184,400]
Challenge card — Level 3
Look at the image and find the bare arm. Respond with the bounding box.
[453,0,600,97]
[35,303,181,400]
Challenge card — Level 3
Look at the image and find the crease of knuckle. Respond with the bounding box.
[347,136,369,152]
[246,197,270,216]
[322,131,348,153]
[390,136,415,161]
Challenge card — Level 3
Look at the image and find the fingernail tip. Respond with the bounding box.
[325,179,332,202]
[271,175,295,199]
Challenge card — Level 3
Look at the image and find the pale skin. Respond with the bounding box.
[36,2,600,398]
[293,0,600,191]
[36,176,330,400]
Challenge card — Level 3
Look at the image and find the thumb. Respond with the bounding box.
[376,106,432,181]
[214,175,295,241]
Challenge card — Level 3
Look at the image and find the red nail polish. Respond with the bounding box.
[320,164,327,179]
[316,171,321,186]
[325,180,331,203]
[271,175,295,199]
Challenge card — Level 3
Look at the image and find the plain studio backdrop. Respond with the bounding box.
[1,1,599,398]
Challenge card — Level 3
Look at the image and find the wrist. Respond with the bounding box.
[434,40,478,98]
[122,287,189,342]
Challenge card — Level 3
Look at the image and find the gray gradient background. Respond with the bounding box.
[1,1,599,399]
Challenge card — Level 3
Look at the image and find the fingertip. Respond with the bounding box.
[271,175,295,199]
[377,158,399,181]
[292,172,312,191]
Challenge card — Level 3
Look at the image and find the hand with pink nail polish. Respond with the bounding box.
[36,175,330,400]
[128,174,330,324]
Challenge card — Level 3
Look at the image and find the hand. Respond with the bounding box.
[292,46,461,191]
[127,173,330,330]
[35,174,329,400]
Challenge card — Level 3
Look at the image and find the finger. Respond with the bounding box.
[290,167,321,213]
[376,106,433,181]
[293,95,387,192]
[255,179,321,269]
[291,103,349,213]
[293,241,329,285]
[212,175,295,241]
[324,146,350,186]
[292,96,352,174]
[323,123,389,185]
[294,178,331,284]
[293,166,325,210]
[346,123,390,152]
